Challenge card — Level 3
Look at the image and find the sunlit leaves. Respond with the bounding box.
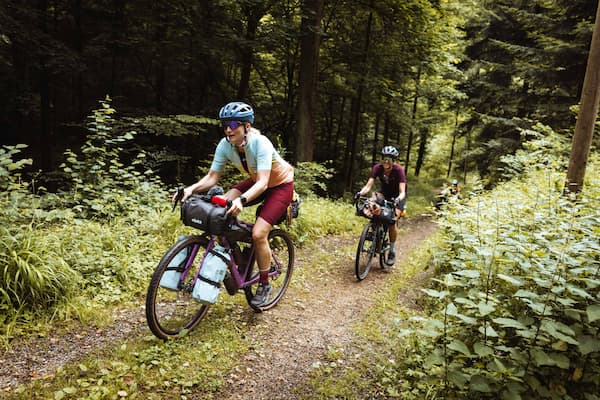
[405,131,600,398]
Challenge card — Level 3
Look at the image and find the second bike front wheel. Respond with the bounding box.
[244,229,295,312]
[379,226,392,269]
[355,223,376,281]
[145,235,210,340]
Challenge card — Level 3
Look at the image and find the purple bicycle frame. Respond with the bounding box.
[179,219,282,291]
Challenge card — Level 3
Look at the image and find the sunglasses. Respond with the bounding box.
[221,120,245,130]
[382,157,394,162]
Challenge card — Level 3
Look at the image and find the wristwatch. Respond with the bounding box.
[239,196,247,205]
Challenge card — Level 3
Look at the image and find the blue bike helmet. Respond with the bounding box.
[218,102,255,123]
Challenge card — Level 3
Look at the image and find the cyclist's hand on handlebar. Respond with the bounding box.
[171,187,193,206]
[226,197,243,216]
[394,192,405,207]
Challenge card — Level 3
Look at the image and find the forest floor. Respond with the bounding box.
[0,215,437,399]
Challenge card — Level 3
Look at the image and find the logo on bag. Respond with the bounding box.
[191,218,204,226]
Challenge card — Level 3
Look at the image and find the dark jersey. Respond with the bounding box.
[370,163,406,199]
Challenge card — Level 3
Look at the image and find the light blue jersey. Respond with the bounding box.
[211,128,293,187]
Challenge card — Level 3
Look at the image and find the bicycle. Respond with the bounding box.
[353,195,397,281]
[145,190,295,340]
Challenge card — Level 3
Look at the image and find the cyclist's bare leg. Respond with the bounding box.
[252,217,272,279]
[389,223,398,243]
[250,217,273,306]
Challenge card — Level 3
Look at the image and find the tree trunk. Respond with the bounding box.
[414,127,427,176]
[372,112,381,164]
[38,0,51,171]
[344,3,373,191]
[296,0,324,162]
[153,1,168,112]
[333,97,346,158]
[237,5,266,100]
[406,66,422,175]
[345,95,363,189]
[447,106,460,178]
[565,1,600,193]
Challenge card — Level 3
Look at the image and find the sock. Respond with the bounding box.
[259,270,269,285]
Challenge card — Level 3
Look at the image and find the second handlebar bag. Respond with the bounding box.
[181,195,231,235]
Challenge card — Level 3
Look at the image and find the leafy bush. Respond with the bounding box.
[398,128,600,399]
[0,99,175,344]
[293,161,334,197]
[60,96,167,219]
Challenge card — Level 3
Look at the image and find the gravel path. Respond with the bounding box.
[213,216,437,400]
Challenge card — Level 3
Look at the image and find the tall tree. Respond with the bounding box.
[238,1,273,100]
[295,0,324,162]
[566,0,600,193]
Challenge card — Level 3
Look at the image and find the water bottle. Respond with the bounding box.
[160,236,188,290]
[192,244,229,304]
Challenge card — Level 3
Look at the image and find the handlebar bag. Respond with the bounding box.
[372,206,396,225]
[181,195,231,235]
[360,199,395,225]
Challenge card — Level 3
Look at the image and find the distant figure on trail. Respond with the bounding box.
[435,179,460,210]
[173,101,294,307]
[356,145,407,266]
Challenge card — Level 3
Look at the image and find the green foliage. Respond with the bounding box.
[293,161,334,197]
[60,96,168,219]
[0,224,81,323]
[497,123,572,181]
[398,133,600,399]
[119,114,217,138]
[0,100,175,344]
[283,195,363,246]
[0,144,32,191]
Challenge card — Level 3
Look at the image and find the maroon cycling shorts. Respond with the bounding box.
[232,178,294,226]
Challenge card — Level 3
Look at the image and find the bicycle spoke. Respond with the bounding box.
[244,229,294,311]
[146,236,209,340]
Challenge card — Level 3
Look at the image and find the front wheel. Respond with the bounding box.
[145,235,210,340]
[244,229,294,311]
[355,223,376,281]
[379,225,392,269]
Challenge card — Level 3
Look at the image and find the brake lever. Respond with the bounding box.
[172,188,184,212]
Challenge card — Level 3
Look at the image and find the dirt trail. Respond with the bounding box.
[213,216,437,400]
[0,216,437,398]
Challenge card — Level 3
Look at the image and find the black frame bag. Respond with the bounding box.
[181,195,232,235]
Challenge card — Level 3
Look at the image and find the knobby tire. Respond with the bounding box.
[244,229,294,312]
[355,223,376,281]
[145,235,210,340]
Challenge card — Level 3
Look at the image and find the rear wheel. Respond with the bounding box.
[355,223,376,281]
[244,229,294,311]
[145,236,210,340]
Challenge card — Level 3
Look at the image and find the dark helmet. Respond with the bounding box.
[381,145,399,159]
[218,102,254,123]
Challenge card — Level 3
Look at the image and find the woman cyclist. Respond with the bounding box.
[356,145,407,266]
[174,101,294,307]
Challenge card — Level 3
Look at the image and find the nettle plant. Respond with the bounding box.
[404,128,600,399]
[61,96,166,219]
